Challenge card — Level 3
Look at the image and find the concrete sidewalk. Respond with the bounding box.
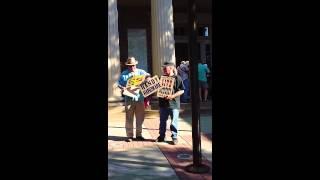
[108,101,213,180]
[108,146,179,180]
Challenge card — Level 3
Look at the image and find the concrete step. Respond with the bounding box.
[108,101,124,107]
[108,100,212,116]
[149,102,212,110]
[144,108,212,117]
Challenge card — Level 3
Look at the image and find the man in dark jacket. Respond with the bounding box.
[156,62,184,145]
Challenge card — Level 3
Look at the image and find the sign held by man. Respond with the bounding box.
[157,76,175,98]
[126,75,145,88]
[139,76,161,97]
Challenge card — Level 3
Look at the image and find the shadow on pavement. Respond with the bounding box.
[108,125,160,131]
[108,146,180,180]
[108,135,155,142]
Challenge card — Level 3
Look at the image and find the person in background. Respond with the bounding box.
[198,60,210,102]
[177,61,190,103]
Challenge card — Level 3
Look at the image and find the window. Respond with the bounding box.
[198,26,209,37]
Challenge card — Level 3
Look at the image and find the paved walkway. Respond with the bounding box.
[108,101,213,180]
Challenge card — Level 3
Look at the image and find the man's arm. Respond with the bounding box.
[140,69,151,80]
[184,64,189,72]
[118,84,125,90]
[117,73,126,90]
[206,66,211,73]
[145,73,151,77]
[165,76,184,100]
[165,90,184,100]
[143,70,151,78]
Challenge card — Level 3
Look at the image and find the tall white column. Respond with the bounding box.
[151,0,176,76]
[108,0,122,102]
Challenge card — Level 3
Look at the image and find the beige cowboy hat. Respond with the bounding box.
[125,57,138,66]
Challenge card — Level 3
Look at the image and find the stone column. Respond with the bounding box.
[108,0,122,102]
[151,0,176,76]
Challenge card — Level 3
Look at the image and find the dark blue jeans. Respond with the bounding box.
[159,107,179,139]
[181,79,190,102]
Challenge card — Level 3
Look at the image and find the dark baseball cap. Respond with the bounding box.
[162,61,175,67]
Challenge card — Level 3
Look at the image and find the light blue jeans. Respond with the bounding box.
[159,108,179,139]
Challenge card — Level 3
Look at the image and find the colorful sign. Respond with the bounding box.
[126,75,145,88]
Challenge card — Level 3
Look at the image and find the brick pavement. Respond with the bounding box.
[108,101,213,180]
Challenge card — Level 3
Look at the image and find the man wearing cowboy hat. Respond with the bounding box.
[118,57,150,142]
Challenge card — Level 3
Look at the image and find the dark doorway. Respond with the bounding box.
[175,43,188,66]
